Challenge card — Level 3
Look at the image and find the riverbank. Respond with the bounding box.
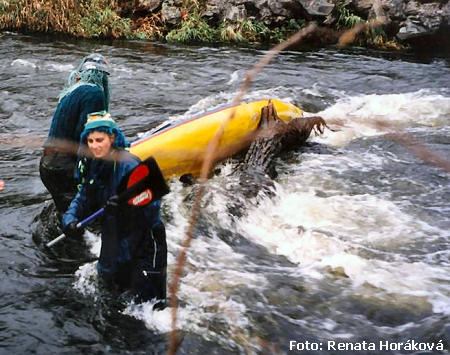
[0,0,448,51]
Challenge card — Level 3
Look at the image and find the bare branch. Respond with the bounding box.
[167,23,318,355]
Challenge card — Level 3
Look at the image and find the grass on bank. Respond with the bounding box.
[0,0,401,48]
[0,0,309,44]
[166,11,215,43]
[0,0,131,38]
[165,11,306,44]
[335,1,402,49]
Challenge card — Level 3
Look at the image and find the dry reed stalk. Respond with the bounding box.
[317,116,450,173]
[0,133,46,148]
[167,19,449,354]
[167,23,318,355]
[331,19,450,173]
[391,134,450,173]
[338,18,386,48]
[372,120,450,173]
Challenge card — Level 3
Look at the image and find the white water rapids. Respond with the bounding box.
[73,86,450,351]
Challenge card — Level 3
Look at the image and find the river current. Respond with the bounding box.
[0,32,449,354]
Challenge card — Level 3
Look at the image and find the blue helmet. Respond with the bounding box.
[80,111,129,149]
[78,53,110,74]
[78,54,111,110]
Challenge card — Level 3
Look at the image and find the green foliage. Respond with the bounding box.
[0,0,78,33]
[365,26,402,49]
[365,26,384,45]
[181,0,207,13]
[241,19,270,42]
[130,14,164,41]
[336,2,363,29]
[269,19,305,43]
[0,0,131,38]
[79,0,131,38]
[219,22,245,42]
[133,31,152,40]
[0,0,9,14]
[218,19,270,43]
[166,12,215,43]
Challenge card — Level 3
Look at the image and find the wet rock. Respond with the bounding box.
[383,0,407,21]
[268,0,298,17]
[118,0,162,16]
[161,0,182,25]
[368,0,387,21]
[133,0,449,51]
[352,0,374,15]
[137,0,163,12]
[397,18,429,40]
[297,0,335,17]
[224,5,247,22]
[203,0,224,21]
[233,103,328,201]
[396,1,450,48]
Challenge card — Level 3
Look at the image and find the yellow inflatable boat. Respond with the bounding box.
[129,99,303,178]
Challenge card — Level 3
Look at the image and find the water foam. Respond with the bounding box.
[45,63,74,72]
[73,89,450,344]
[72,179,265,344]
[182,87,294,118]
[73,262,98,297]
[156,180,266,341]
[72,231,100,297]
[227,69,243,85]
[123,302,175,333]
[11,59,37,69]
[235,160,450,315]
[314,89,450,147]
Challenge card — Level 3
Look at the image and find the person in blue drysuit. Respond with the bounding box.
[62,112,167,308]
[40,54,111,215]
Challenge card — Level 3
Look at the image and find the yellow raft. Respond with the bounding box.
[129,98,303,178]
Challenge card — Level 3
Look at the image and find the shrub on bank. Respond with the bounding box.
[166,11,215,43]
[0,0,312,45]
[218,19,270,43]
[334,1,402,49]
[0,0,401,49]
[79,0,131,38]
[132,14,165,40]
[0,0,131,38]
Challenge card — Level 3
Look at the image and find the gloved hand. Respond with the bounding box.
[63,221,80,238]
[105,194,119,215]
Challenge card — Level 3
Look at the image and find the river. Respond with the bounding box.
[0,32,449,354]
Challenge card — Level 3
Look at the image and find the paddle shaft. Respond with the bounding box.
[45,180,150,248]
[45,208,104,247]
[44,180,148,248]
[44,156,169,248]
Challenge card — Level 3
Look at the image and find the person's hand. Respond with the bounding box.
[105,195,119,215]
[63,221,79,238]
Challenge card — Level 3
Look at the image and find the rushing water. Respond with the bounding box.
[0,32,449,354]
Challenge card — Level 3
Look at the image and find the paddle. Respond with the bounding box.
[45,157,169,248]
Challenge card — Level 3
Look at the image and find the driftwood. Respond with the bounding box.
[235,101,328,178]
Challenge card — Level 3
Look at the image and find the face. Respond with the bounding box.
[87,131,114,159]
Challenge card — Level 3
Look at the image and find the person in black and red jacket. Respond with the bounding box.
[63,112,167,309]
